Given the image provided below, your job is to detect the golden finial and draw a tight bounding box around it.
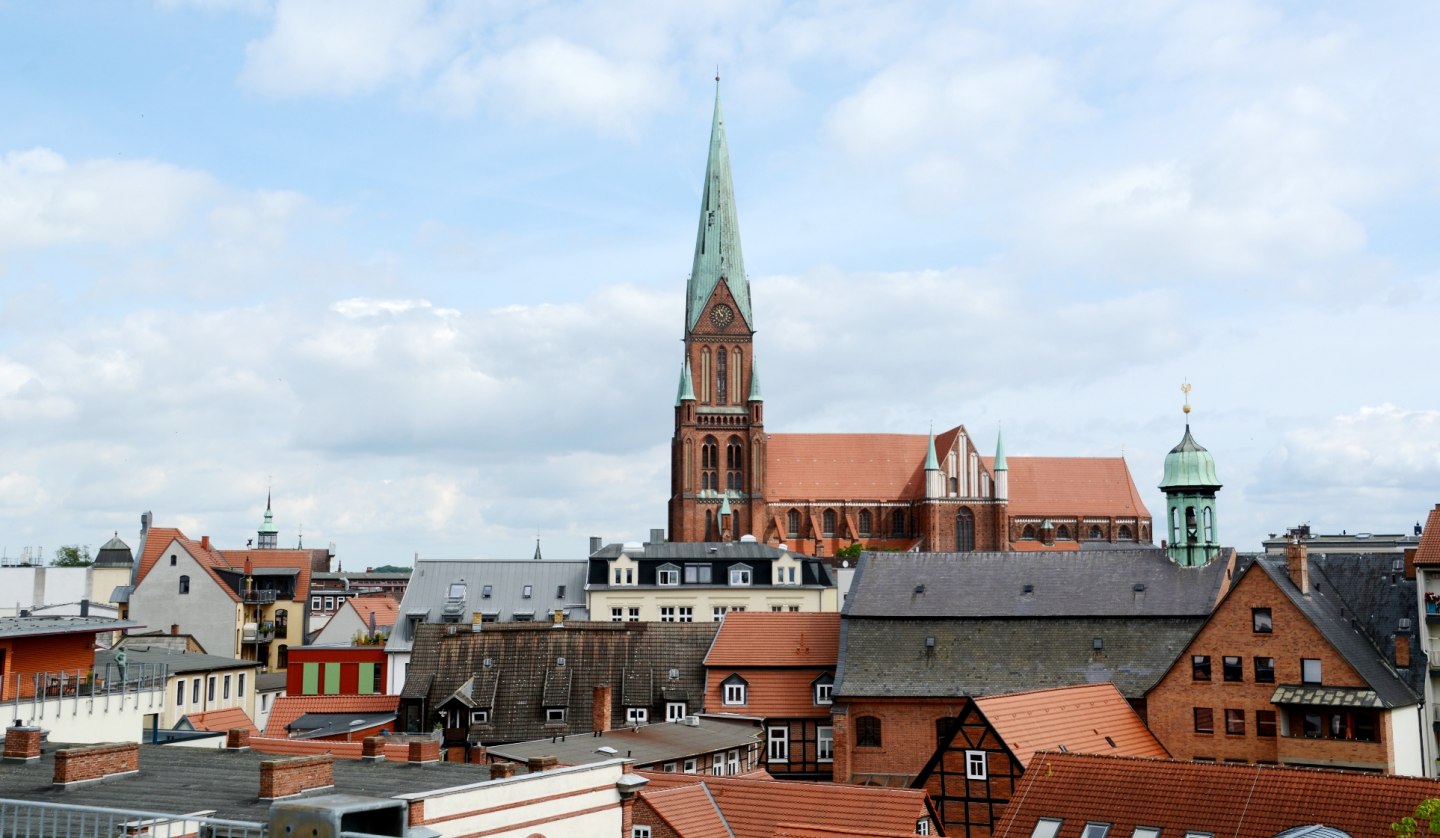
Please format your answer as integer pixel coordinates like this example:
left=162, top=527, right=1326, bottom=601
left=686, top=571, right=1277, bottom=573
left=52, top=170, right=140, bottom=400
left=1181, top=381, right=1192, bottom=415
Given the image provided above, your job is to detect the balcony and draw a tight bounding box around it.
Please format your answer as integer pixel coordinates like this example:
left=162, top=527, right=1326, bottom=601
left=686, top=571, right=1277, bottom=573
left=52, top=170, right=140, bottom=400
left=243, top=589, right=278, bottom=604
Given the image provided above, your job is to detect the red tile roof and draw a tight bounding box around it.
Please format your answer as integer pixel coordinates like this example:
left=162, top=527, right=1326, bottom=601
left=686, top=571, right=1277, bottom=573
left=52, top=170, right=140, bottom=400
left=766, top=433, right=933, bottom=499
left=249, top=736, right=414, bottom=761
left=703, top=670, right=834, bottom=718
left=262, top=694, right=400, bottom=738
left=973, top=683, right=1168, bottom=767
left=993, top=751, right=1440, bottom=838
left=1414, top=504, right=1440, bottom=565
left=987, top=456, right=1150, bottom=518
left=705, top=612, right=840, bottom=667
left=183, top=707, right=258, bottom=736
left=775, top=826, right=925, bottom=838
left=220, top=548, right=317, bottom=601
left=343, top=594, right=400, bottom=629
left=134, top=523, right=321, bottom=601
left=636, top=771, right=933, bottom=838
left=642, top=784, right=731, bottom=838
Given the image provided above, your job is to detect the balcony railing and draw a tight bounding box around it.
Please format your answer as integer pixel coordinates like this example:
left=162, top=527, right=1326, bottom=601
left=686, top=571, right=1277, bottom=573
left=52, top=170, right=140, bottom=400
left=0, top=798, right=266, bottom=838
left=244, top=589, right=279, bottom=604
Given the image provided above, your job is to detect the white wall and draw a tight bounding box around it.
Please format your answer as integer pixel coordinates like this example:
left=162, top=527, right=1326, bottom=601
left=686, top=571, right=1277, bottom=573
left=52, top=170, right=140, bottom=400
left=8, top=684, right=164, bottom=744
left=0, top=566, right=90, bottom=616
left=1390, top=704, right=1426, bottom=777
left=387, top=651, right=410, bottom=695
left=397, top=760, right=626, bottom=838
left=129, top=540, right=239, bottom=658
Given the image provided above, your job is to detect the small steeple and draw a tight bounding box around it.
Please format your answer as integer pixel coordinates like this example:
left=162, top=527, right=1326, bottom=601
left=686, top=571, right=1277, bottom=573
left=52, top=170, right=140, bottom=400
left=257, top=489, right=279, bottom=550
left=924, top=425, right=944, bottom=500
left=993, top=427, right=1008, bottom=471
left=718, top=492, right=732, bottom=518
left=533, top=536, right=543, bottom=561
left=925, top=426, right=940, bottom=471
left=686, top=79, right=752, bottom=332
left=994, top=427, right=1009, bottom=502
left=1160, top=383, right=1222, bottom=567
left=676, top=357, right=696, bottom=405
left=748, top=357, right=762, bottom=401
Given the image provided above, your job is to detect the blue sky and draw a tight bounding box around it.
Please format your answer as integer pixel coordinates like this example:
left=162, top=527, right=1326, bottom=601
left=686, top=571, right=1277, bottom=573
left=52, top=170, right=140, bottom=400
left=2, top=0, right=1437, bottom=566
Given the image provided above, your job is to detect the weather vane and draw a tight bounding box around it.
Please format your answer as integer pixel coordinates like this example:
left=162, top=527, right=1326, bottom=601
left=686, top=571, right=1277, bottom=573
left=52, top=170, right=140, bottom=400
left=1181, top=381, right=1192, bottom=416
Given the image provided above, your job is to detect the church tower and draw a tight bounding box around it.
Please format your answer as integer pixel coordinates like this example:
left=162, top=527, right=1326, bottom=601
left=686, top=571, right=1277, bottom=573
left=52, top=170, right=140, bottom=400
left=257, top=491, right=279, bottom=550
left=1159, top=386, right=1222, bottom=567
left=669, top=81, right=766, bottom=543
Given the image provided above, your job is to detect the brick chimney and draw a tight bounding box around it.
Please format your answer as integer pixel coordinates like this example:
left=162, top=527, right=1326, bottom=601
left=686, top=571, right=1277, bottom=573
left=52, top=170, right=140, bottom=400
left=53, top=743, right=139, bottom=787
left=3, top=726, right=42, bottom=763
left=490, top=761, right=516, bottom=779
left=225, top=729, right=250, bottom=750
left=407, top=739, right=440, bottom=765
left=1285, top=540, right=1309, bottom=595
left=362, top=736, right=386, bottom=761
left=1405, top=546, right=1418, bottom=581
left=1397, top=635, right=1412, bottom=668
left=170, top=624, right=180, bottom=636
left=527, top=755, right=559, bottom=773
left=593, top=684, right=613, bottom=734
left=200, top=535, right=210, bottom=550
left=259, top=754, right=334, bottom=800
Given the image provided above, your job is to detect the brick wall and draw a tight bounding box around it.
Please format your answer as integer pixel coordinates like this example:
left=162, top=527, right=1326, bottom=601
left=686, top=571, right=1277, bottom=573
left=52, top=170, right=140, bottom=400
left=259, top=754, right=334, bottom=799
left=2, top=726, right=42, bottom=761
left=833, top=697, right=971, bottom=783
left=52, top=743, right=139, bottom=786
left=632, top=797, right=683, bottom=838
left=226, top=728, right=250, bottom=749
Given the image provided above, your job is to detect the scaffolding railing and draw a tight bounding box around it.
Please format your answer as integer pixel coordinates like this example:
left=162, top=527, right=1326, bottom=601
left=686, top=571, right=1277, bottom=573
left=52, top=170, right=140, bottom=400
left=0, top=798, right=266, bottom=838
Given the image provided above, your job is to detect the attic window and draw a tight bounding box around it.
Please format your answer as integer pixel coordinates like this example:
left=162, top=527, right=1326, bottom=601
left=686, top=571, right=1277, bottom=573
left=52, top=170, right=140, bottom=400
left=657, top=564, right=681, bottom=586
left=1080, top=824, right=1111, bottom=838
left=522, top=585, right=533, bottom=599
left=481, top=585, right=492, bottom=598
left=1032, top=821, right=1063, bottom=838
left=546, top=708, right=566, bottom=723
left=447, top=582, right=466, bottom=599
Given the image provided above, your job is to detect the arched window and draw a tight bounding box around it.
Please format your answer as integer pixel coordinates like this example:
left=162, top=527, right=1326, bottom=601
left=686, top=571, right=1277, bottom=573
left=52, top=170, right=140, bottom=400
left=726, top=436, right=743, bottom=493
left=981, top=473, right=990, bottom=497
left=786, top=509, right=801, bottom=538
left=856, top=716, right=882, bottom=748
left=1089, top=525, right=1103, bottom=540
left=822, top=509, right=837, bottom=537
left=700, top=348, right=711, bottom=404
left=1119, top=525, right=1133, bottom=541
left=858, top=510, right=872, bottom=538
left=179, top=575, right=190, bottom=595
left=956, top=508, right=975, bottom=552
left=1203, top=507, right=1213, bottom=542
left=716, top=345, right=728, bottom=405
left=1170, top=508, right=1180, bottom=545
left=701, top=436, right=719, bottom=493
left=1022, top=525, right=1037, bottom=540
left=949, top=476, right=958, bottom=496
left=277, top=644, right=289, bottom=670
left=274, top=608, right=288, bottom=639
left=891, top=509, right=906, bottom=538
left=1056, top=524, right=1072, bottom=541
left=706, top=510, right=715, bottom=541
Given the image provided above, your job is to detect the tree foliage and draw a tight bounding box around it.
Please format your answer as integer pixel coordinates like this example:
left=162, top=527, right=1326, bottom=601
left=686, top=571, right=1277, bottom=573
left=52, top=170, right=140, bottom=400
left=52, top=544, right=92, bottom=567
left=1393, top=799, right=1440, bottom=838
left=369, top=565, right=411, bottom=574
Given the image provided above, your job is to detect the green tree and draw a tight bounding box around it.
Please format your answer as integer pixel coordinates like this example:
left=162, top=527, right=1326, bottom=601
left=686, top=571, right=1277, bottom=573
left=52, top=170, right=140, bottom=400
left=1393, top=799, right=1440, bottom=838
left=370, top=565, right=411, bottom=574
left=834, top=543, right=865, bottom=559
left=52, top=544, right=92, bottom=567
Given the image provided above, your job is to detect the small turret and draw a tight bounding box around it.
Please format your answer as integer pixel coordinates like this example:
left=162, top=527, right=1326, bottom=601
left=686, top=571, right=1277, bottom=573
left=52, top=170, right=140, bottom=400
left=676, top=357, right=696, bottom=405
left=924, top=427, right=944, bottom=499
left=993, top=428, right=1009, bottom=502
left=1160, top=384, right=1222, bottom=567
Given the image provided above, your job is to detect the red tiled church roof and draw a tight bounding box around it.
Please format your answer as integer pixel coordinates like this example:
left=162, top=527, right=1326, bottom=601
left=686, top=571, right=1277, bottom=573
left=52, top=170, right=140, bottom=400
left=987, top=456, right=1150, bottom=518
left=705, top=612, right=839, bottom=667
left=765, top=433, right=932, bottom=498
left=1414, top=504, right=1440, bottom=565
left=973, top=683, right=1168, bottom=768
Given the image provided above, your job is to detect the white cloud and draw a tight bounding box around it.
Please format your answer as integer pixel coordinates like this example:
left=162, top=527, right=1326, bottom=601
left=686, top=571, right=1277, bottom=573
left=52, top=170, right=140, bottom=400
left=1263, top=405, right=1440, bottom=493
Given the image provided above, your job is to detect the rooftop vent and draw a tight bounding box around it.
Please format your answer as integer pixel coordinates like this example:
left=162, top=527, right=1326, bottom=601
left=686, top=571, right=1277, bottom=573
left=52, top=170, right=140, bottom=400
left=1092, top=638, right=1104, bottom=651
left=681, top=716, right=700, bottom=727
left=668, top=668, right=680, bottom=680
left=556, top=657, right=566, bottom=667
left=914, top=584, right=926, bottom=594
left=596, top=746, right=618, bottom=755
left=623, top=541, right=644, bottom=553
left=1133, top=583, right=1147, bottom=592
left=483, top=657, right=493, bottom=669
left=740, top=534, right=757, bottom=543
left=925, top=636, right=936, bottom=648
left=1022, top=584, right=1034, bottom=594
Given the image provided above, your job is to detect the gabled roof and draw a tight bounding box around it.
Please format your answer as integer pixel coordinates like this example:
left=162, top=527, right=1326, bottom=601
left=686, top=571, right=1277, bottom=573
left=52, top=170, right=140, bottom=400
left=1415, top=504, right=1440, bottom=565
left=844, top=549, right=1229, bottom=619
left=643, top=783, right=733, bottom=838
left=180, top=707, right=258, bottom=736
left=992, top=751, right=1440, bottom=838
left=972, top=683, right=1169, bottom=767
left=262, top=694, right=399, bottom=738
left=343, top=595, right=400, bottom=630
left=135, top=525, right=323, bottom=601
left=636, top=771, right=934, bottom=838
left=984, top=456, right=1150, bottom=518
left=705, top=612, right=840, bottom=667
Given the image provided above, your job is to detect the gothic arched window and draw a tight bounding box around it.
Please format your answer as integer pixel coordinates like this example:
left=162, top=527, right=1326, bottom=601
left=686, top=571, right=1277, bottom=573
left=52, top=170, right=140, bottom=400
left=891, top=509, right=906, bottom=538
left=716, top=345, right=728, bottom=405
left=1202, top=507, right=1213, bottom=543
left=786, top=509, right=801, bottom=538
left=858, top=510, right=872, bottom=538
left=956, top=508, right=975, bottom=552
left=1056, top=524, right=1072, bottom=541
left=732, top=347, right=743, bottom=402
left=1022, top=525, right=1037, bottom=540
left=726, top=436, right=743, bottom=492
left=1119, top=525, right=1133, bottom=541
left=1170, top=507, right=1181, bottom=545
left=1089, top=525, right=1103, bottom=540
left=701, top=436, right=719, bottom=493
left=700, top=348, right=711, bottom=404
left=822, top=509, right=837, bottom=537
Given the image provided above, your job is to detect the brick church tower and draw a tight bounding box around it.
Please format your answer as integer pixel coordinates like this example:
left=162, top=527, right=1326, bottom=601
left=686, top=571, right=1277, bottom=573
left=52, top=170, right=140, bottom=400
left=668, top=81, right=767, bottom=543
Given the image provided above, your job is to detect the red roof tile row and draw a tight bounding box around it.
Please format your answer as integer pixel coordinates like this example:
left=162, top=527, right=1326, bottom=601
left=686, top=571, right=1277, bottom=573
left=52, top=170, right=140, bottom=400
left=262, top=694, right=400, bottom=738
left=1414, top=504, right=1440, bottom=565
left=182, top=707, right=258, bottom=736
left=135, top=524, right=320, bottom=601
left=705, top=612, right=840, bottom=667
left=973, top=683, right=1169, bottom=767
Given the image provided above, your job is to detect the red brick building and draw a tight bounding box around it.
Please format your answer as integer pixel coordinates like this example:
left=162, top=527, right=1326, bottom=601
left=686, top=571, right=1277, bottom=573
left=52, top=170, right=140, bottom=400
left=667, top=88, right=1152, bottom=556
left=1144, top=542, right=1423, bottom=773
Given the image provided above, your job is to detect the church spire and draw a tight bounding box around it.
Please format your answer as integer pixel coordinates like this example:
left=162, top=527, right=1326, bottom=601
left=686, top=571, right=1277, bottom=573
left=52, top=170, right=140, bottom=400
left=676, top=357, right=696, bottom=405
left=257, top=489, right=279, bottom=550
left=686, top=79, right=752, bottom=331
left=748, top=357, right=762, bottom=401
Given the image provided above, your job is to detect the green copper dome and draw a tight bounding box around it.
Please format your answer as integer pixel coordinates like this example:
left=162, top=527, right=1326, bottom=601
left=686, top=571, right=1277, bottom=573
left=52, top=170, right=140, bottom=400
left=1159, top=425, right=1222, bottom=491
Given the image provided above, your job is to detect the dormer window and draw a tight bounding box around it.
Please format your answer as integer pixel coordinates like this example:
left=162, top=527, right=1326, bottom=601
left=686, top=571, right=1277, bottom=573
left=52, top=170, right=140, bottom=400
left=447, top=582, right=466, bottom=599
left=721, top=673, right=748, bottom=705
left=481, top=584, right=492, bottom=598
left=729, top=564, right=752, bottom=586
left=813, top=673, right=834, bottom=705
left=657, top=564, right=680, bottom=586
left=522, top=585, right=533, bottom=599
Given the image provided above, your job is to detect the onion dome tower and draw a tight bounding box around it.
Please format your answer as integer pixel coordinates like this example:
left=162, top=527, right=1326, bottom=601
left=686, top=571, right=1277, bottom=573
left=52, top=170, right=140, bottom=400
left=1159, top=383, right=1222, bottom=567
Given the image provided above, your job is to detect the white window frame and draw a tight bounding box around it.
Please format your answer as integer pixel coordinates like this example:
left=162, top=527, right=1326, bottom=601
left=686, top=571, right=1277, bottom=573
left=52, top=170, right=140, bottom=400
left=684, top=758, right=697, bottom=774
left=713, top=605, right=728, bottom=621
left=817, top=726, right=834, bottom=762
left=666, top=702, right=687, bottom=721
left=678, top=606, right=694, bottom=622
left=627, top=606, right=640, bottom=621
left=626, top=707, right=648, bottom=724
left=611, top=607, right=624, bottom=622
left=546, top=708, right=566, bottom=723
left=663, top=762, right=676, bottom=772
left=727, top=749, right=739, bottom=774
left=632, top=827, right=652, bottom=838
left=711, top=753, right=724, bottom=775
left=1032, top=820, right=1064, bottom=838
left=470, top=709, right=489, bottom=724
left=767, top=726, right=789, bottom=762
left=324, top=596, right=335, bottom=611
left=965, top=749, right=987, bottom=780
left=660, top=606, right=676, bottom=623
left=1132, top=828, right=1162, bottom=838
left=723, top=681, right=746, bottom=706
left=311, top=596, right=322, bottom=610
left=814, top=680, right=833, bottom=705
left=657, top=565, right=680, bottom=586
left=918, top=820, right=932, bottom=836
left=729, top=565, right=752, bottom=586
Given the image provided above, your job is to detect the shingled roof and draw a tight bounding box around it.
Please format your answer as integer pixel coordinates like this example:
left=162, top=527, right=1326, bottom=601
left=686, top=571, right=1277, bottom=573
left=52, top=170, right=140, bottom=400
left=704, top=612, right=840, bottom=667
left=1415, top=503, right=1440, bottom=565
left=993, top=751, right=1440, bottom=838
left=844, top=549, right=1230, bottom=619
left=972, top=683, right=1169, bottom=767
left=1309, top=550, right=1424, bottom=698
left=402, top=621, right=718, bottom=743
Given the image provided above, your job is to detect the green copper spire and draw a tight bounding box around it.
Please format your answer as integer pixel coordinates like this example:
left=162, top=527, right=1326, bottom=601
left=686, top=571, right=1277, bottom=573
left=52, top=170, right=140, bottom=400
left=675, top=357, right=696, bottom=405
left=719, top=492, right=732, bottom=517
left=994, top=428, right=1008, bottom=470
left=747, top=357, right=762, bottom=401
left=257, top=490, right=278, bottom=549
left=686, top=81, right=752, bottom=332
left=924, top=427, right=940, bottom=470
left=1159, top=424, right=1222, bottom=490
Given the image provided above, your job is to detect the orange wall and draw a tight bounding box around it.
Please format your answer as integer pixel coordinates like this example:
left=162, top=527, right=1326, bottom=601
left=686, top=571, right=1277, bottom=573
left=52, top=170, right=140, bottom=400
left=0, top=633, right=100, bottom=700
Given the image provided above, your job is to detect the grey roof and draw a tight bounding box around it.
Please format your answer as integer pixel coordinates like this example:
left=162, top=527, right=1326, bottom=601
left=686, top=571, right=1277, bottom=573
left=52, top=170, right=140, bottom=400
left=313, top=571, right=413, bottom=580
left=402, top=621, right=717, bottom=744
left=1270, top=685, right=1385, bottom=708
left=0, top=741, right=506, bottom=822
left=843, top=549, right=1228, bottom=618
left=385, top=559, right=589, bottom=654
left=1307, top=552, right=1424, bottom=697
left=487, top=716, right=761, bottom=768
left=289, top=712, right=397, bottom=739
left=591, top=542, right=789, bottom=561
left=256, top=672, right=287, bottom=692
left=0, top=615, right=142, bottom=639
left=95, top=646, right=259, bottom=675
left=93, top=535, right=134, bottom=567
left=109, top=584, right=132, bottom=603
left=1251, top=556, right=1418, bottom=708
left=835, top=616, right=1205, bottom=699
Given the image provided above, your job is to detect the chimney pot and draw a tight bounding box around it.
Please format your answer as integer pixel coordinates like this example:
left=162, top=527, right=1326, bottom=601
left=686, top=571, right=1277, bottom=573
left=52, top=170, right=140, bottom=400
left=593, top=685, right=613, bottom=734
left=200, top=535, right=210, bottom=550
left=1285, top=541, right=1310, bottom=594
left=589, top=536, right=602, bottom=554
left=170, top=624, right=179, bottom=636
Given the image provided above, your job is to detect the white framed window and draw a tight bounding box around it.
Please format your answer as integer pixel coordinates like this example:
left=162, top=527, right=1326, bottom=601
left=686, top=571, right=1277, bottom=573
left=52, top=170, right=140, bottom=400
left=666, top=702, right=687, bottom=721
left=546, top=708, right=566, bottom=723
left=767, top=726, right=789, bottom=762
left=611, top=607, right=624, bottom=622
left=1080, top=824, right=1112, bottom=838
left=1302, top=658, right=1323, bottom=684
left=627, top=607, right=641, bottom=621
left=771, top=605, right=783, bottom=612
left=310, top=596, right=322, bottom=610
left=817, top=726, right=834, bottom=762
left=727, top=749, right=739, bottom=774
left=632, top=827, right=652, bottom=838
left=788, top=605, right=800, bottom=612
left=729, top=565, right=752, bottom=586
left=918, top=820, right=932, bottom=836
left=712, top=753, right=724, bottom=775
left=713, top=605, right=728, bottom=621
left=684, top=758, right=697, bottom=774
left=324, top=596, right=335, bottom=611
left=223, top=674, right=231, bottom=700
left=522, top=585, right=533, bottom=599
left=722, top=676, right=747, bottom=705
left=814, top=676, right=834, bottom=705
left=470, top=709, right=489, bottom=724
left=965, top=750, right=987, bottom=780
left=663, top=762, right=676, bottom=772
left=626, top=707, right=648, bottom=724
left=1032, top=820, right=1064, bottom=838
left=657, top=565, right=680, bottom=586
left=678, top=606, right=693, bottom=622
left=660, top=607, right=676, bottom=622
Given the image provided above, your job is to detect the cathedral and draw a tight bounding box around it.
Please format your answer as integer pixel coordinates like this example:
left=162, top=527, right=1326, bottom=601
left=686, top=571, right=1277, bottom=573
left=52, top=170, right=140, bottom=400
left=667, top=86, right=1154, bottom=556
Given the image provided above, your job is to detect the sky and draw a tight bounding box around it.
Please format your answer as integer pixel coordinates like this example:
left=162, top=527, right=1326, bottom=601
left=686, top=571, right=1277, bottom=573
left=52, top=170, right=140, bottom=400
left=1, top=0, right=1438, bottom=568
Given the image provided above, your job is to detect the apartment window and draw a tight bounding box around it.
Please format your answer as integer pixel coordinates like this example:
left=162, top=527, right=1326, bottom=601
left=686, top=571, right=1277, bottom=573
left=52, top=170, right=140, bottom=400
left=965, top=750, right=987, bottom=780
left=207, top=676, right=216, bottom=702
left=324, top=596, right=335, bottom=611
left=1225, top=709, right=1245, bottom=736
left=684, top=758, right=697, bottom=774
left=546, top=708, right=566, bottom=723
left=223, top=675, right=231, bottom=700
left=817, top=726, right=834, bottom=762
left=1191, top=655, right=1211, bottom=681
left=712, top=753, right=724, bottom=775
left=471, top=709, right=489, bottom=724
left=611, top=607, right=624, bottom=622
left=1080, top=824, right=1112, bottom=838
left=1223, top=656, right=1243, bottom=682
left=788, top=605, right=800, bottom=612
left=768, top=726, right=789, bottom=762
left=192, top=678, right=201, bottom=704
left=1252, top=608, right=1273, bottom=633
left=678, top=606, right=693, bottom=622
left=857, top=715, right=882, bottom=747
left=657, top=565, right=680, bottom=586
left=771, top=605, right=783, bottom=612
left=176, top=681, right=185, bottom=706
left=814, top=674, right=834, bottom=705
left=633, top=827, right=652, bottom=838
left=684, top=564, right=712, bottom=584
left=663, top=762, right=676, bottom=773
left=730, top=565, right=752, bottom=586
left=722, top=674, right=747, bottom=705
left=660, top=607, right=676, bottom=622
left=727, top=749, right=739, bottom=775
left=1193, top=707, right=1214, bottom=734
left=666, top=702, right=687, bottom=721
left=238, top=673, right=245, bottom=697
left=1256, top=710, right=1277, bottom=738
left=626, top=707, right=648, bottom=724
left=1032, top=820, right=1064, bottom=838
left=179, top=575, right=190, bottom=595
left=1303, top=713, right=1323, bottom=737
left=311, top=596, right=322, bottom=610
left=1302, top=658, right=1323, bottom=684
left=627, top=607, right=640, bottom=621
left=1254, top=656, right=1275, bottom=683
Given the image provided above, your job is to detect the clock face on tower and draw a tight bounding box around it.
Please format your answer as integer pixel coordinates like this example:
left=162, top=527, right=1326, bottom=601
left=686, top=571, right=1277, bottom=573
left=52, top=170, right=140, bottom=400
left=709, top=303, right=735, bottom=329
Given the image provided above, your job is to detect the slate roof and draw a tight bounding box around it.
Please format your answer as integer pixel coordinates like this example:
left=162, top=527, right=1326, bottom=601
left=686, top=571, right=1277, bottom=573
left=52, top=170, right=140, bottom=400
left=0, top=615, right=142, bottom=639
left=844, top=549, right=1229, bottom=618
left=704, top=612, right=840, bottom=668
left=0, top=741, right=496, bottom=823
left=587, top=542, right=834, bottom=587
left=1249, top=555, right=1418, bottom=708
left=972, top=683, right=1169, bottom=767
left=94, top=646, right=259, bottom=675
left=402, top=621, right=718, bottom=743
left=385, top=559, right=589, bottom=654
left=1415, top=504, right=1440, bottom=565
left=836, top=617, right=1204, bottom=699
left=93, top=535, right=134, bottom=568
left=486, top=716, right=761, bottom=768
left=1308, top=550, right=1424, bottom=697
left=991, top=751, right=1440, bottom=838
